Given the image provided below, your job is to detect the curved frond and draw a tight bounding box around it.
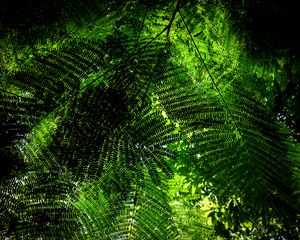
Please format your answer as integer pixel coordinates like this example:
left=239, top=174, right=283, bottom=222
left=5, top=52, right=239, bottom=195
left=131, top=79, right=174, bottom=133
left=0, top=171, right=78, bottom=239
left=73, top=176, right=178, bottom=239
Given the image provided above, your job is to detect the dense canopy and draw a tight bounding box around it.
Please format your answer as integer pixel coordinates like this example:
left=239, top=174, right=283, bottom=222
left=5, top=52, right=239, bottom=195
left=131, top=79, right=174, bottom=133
left=0, top=0, right=299, bottom=239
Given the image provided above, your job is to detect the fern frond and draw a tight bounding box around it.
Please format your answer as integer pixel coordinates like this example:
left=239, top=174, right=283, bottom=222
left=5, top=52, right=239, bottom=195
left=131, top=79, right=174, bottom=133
left=154, top=2, right=299, bottom=225
left=187, top=84, right=297, bottom=222
left=0, top=1, right=298, bottom=238
left=0, top=171, right=78, bottom=239
left=73, top=176, right=178, bottom=239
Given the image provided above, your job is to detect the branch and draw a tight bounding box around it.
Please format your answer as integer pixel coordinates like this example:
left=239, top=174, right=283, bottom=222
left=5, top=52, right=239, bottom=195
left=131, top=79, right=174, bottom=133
left=0, top=88, right=30, bottom=100
left=165, top=0, right=185, bottom=38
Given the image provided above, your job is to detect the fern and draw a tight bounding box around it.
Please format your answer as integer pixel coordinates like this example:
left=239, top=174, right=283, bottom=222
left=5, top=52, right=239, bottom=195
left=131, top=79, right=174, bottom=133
left=0, top=0, right=299, bottom=239
left=0, top=170, right=78, bottom=239
left=73, top=175, right=177, bottom=239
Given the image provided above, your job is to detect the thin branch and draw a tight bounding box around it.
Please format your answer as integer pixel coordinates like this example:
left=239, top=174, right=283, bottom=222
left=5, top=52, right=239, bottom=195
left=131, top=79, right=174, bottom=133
left=135, top=6, right=148, bottom=52
left=166, top=0, right=182, bottom=38
left=0, top=88, right=30, bottom=100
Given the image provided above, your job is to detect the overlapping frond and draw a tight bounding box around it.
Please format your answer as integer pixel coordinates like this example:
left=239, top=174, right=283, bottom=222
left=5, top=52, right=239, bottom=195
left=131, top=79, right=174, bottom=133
left=0, top=171, right=78, bottom=239
left=1, top=18, right=181, bottom=238
left=192, top=85, right=296, bottom=217
left=73, top=175, right=177, bottom=240
left=157, top=2, right=300, bottom=226
left=0, top=0, right=299, bottom=239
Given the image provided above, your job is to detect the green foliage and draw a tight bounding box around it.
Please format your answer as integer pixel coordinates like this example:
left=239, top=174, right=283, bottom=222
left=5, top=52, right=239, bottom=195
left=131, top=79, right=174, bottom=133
left=0, top=0, right=299, bottom=239
left=164, top=174, right=219, bottom=239
left=73, top=175, right=177, bottom=239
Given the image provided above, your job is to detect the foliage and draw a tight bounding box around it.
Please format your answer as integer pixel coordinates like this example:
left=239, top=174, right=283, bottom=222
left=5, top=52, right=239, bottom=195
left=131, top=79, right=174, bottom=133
left=0, top=0, right=299, bottom=239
